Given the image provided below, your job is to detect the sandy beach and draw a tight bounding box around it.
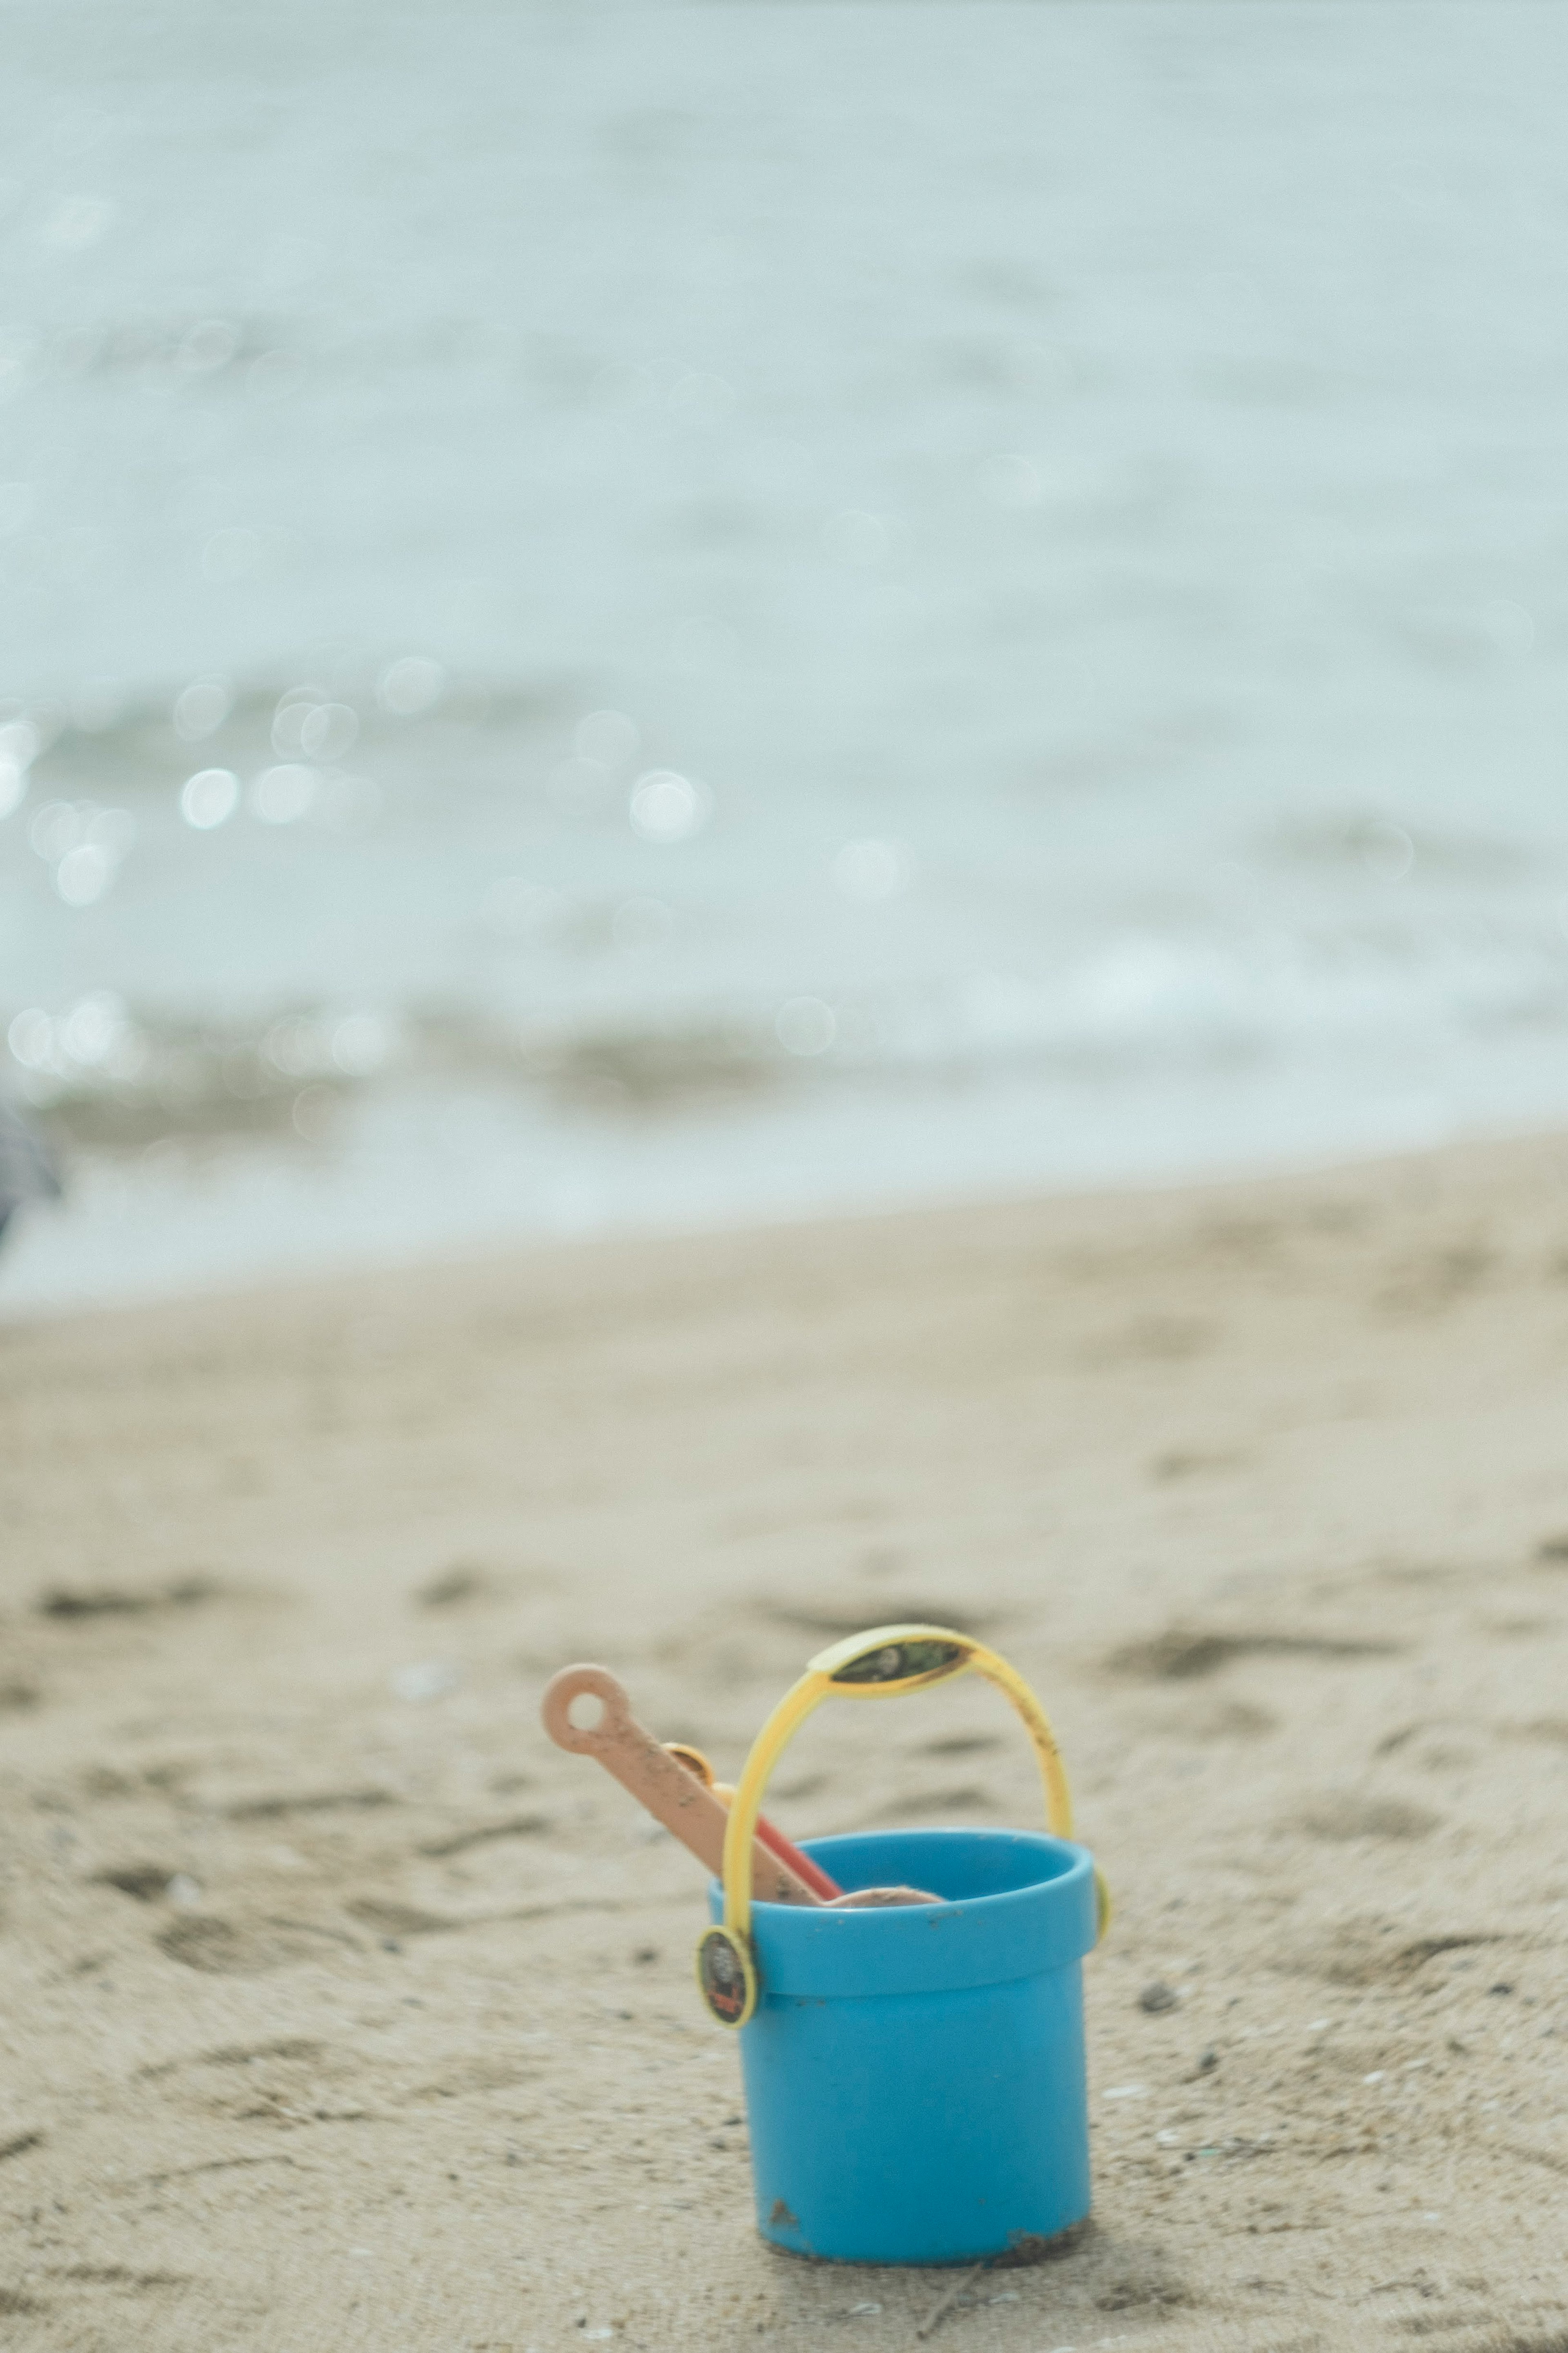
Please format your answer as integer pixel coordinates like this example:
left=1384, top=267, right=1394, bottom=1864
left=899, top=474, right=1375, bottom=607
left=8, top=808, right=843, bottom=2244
left=3, top=1134, right=1568, bottom=2353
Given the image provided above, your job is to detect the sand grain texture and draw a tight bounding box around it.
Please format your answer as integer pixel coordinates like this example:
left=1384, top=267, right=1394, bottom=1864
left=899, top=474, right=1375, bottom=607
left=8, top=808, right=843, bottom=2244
left=3, top=1136, right=1568, bottom=2351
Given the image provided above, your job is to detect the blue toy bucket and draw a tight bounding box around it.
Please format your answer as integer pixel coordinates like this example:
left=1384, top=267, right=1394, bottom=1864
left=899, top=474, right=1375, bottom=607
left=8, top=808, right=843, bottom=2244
left=709, top=1824, right=1097, bottom=2265
left=693, top=1625, right=1107, bottom=2268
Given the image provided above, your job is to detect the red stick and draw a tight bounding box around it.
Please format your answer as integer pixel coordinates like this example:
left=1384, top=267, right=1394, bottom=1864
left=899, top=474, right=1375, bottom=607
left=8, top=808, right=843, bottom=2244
left=751, top=1809, right=843, bottom=1903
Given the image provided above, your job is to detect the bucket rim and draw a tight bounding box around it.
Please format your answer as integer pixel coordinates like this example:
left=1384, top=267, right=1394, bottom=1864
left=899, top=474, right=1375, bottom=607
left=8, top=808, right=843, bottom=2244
left=746, top=1824, right=1089, bottom=1909
left=708, top=1826, right=1100, bottom=1998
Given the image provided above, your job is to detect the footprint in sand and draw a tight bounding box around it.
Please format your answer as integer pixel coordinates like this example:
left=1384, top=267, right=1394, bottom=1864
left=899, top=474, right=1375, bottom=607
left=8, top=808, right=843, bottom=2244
left=1152, top=1697, right=1277, bottom=1741
left=136, top=2036, right=325, bottom=2081
left=91, top=1865, right=195, bottom=1904
left=1284, top=1921, right=1504, bottom=1988
left=223, top=1786, right=399, bottom=1822
left=34, top=1576, right=219, bottom=1620
left=878, top=1783, right=996, bottom=1819
left=1294, top=1795, right=1442, bottom=1842
left=1079, top=1314, right=1219, bottom=1368
left=1107, top=1628, right=1399, bottom=1682
left=158, top=1916, right=361, bottom=1974
left=417, top=1813, right=553, bottom=1857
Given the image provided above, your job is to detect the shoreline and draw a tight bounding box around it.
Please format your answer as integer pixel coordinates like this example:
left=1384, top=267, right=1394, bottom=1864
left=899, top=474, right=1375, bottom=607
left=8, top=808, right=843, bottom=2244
left=9, top=1105, right=1568, bottom=1329
left=3, top=1128, right=1567, bottom=2350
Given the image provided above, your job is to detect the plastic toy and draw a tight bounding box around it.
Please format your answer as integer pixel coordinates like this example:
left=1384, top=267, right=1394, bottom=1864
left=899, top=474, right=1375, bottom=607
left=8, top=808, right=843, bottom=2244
left=541, top=1664, right=935, bottom=1907
left=698, top=1623, right=1107, bottom=2264
left=543, top=1626, right=1107, bottom=2266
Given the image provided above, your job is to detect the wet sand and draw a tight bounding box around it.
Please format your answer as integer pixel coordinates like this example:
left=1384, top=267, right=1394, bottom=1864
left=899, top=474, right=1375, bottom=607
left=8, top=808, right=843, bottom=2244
left=3, top=1134, right=1568, bottom=2352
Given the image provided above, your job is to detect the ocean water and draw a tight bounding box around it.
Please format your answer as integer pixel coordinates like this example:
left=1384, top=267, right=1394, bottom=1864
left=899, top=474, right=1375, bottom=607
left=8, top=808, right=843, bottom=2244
left=4, top=0, right=1568, bottom=1310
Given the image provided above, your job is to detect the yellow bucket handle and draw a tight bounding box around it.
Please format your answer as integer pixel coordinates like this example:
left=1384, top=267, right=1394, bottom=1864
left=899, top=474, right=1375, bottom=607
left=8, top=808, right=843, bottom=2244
left=699, top=1624, right=1109, bottom=2027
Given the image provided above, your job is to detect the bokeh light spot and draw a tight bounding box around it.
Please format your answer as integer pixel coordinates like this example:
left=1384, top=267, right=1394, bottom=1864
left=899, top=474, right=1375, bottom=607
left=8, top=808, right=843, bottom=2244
left=174, top=679, right=232, bottom=740
left=29, top=801, right=133, bottom=903
left=180, top=768, right=240, bottom=830
left=292, top=1084, right=336, bottom=1140
left=265, top=1017, right=329, bottom=1077
left=56, top=843, right=115, bottom=905
left=1362, top=822, right=1416, bottom=883
left=61, top=991, right=126, bottom=1064
left=176, top=320, right=241, bottom=375
left=776, top=997, right=837, bottom=1056
left=251, top=765, right=318, bottom=824
left=574, top=709, right=639, bottom=767
left=378, top=655, right=445, bottom=716
left=298, top=702, right=358, bottom=760
left=7, top=1009, right=54, bottom=1069
left=30, top=801, right=81, bottom=863
left=630, top=770, right=710, bottom=843
left=0, top=712, right=39, bottom=820
left=330, top=1014, right=395, bottom=1077
left=0, top=717, right=41, bottom=771
left=270, top=689, right=327, bottom=757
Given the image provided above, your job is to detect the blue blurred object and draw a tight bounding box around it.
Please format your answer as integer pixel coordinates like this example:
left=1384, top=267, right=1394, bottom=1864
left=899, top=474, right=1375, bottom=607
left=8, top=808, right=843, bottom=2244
left=710, top=1827, right=1097, bottom=2267
left=0, top=1101, right=62, bottom=1250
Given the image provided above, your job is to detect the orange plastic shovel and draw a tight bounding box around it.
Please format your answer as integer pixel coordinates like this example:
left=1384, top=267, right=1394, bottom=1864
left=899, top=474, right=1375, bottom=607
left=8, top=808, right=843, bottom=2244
left=541, top=1665, right=824, bottom=1905
left=541, top=1665, right=936, bottom=1908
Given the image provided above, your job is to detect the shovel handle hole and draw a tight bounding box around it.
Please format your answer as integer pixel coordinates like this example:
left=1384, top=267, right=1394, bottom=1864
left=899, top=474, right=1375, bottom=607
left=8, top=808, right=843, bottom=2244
left=567, top=1690, right=607, bottom=1731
